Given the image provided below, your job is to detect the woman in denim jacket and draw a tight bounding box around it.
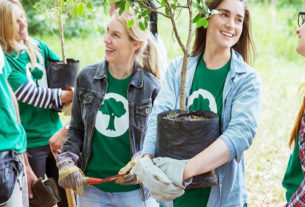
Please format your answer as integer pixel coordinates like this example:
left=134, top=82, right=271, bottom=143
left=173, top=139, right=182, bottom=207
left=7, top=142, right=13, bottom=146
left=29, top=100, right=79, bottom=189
left=56, top=9, right=160, bottom=207
left=134, top=0, right=262, bottom=207
left=282, top=11, right=305, bottom=207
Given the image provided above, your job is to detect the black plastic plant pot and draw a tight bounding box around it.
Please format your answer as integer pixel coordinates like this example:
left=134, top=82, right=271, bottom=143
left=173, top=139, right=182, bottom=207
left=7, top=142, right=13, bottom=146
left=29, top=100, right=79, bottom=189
left=156, top=110, right=219, bottom=189
left=47, top=58, right=79, bottom=89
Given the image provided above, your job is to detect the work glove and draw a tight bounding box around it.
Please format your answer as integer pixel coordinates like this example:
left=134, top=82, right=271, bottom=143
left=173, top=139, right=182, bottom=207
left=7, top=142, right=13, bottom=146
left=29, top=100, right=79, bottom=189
left=153, top=157, right=192, bottom=188
left=56, top=152, right=86, bottom=195
left=115, top=154, right=141, bottom=185
left=134, top=157, right=185, bottom=201
left=29, top=177, right=60, bottom=207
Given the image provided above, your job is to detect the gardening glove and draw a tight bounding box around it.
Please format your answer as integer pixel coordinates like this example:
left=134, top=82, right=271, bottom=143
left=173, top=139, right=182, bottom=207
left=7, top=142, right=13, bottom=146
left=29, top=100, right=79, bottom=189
left=115, top=154, right=141, bottom=185
left=56, top=152, right=86, bottom=195
left=153, top=157, right=192, bottom=188
left=134, top=157, right=185, bottom=201
left=29, top=177, right=60, bottom=207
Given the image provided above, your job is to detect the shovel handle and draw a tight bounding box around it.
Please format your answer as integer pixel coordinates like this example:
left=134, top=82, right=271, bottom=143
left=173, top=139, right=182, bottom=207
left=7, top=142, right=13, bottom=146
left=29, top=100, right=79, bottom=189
left=85, top=174, right=127, bottom=185
left=52, top=152, right=76, bottom=207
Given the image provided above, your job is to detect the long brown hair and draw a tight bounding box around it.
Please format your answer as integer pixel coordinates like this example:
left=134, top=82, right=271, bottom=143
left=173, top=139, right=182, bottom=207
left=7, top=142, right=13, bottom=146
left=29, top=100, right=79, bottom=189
left=192, top=0, right=255, bottom=64
left=289, top=84, right=305, bottom=147
left=0, top=0, right=43, bottom=69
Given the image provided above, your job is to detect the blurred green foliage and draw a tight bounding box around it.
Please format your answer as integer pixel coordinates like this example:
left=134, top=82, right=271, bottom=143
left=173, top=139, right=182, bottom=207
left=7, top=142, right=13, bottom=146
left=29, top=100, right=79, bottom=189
left=251, top=0, right=303, bottom=6
left=21, top=0, right=108, bottom=38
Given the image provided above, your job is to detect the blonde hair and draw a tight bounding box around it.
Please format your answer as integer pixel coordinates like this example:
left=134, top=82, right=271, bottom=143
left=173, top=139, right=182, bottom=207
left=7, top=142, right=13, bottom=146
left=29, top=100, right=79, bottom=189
left=289, top=84, right=305, bottom=147
left=0, top=0, right=42, bottom=69
left=114, top=9, right=160, bottom=79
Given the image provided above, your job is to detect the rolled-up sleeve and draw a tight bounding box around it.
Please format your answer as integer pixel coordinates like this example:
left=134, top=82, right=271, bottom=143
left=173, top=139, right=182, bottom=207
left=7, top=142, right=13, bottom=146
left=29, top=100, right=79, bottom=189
left=220, top=70, right=262, bottom=162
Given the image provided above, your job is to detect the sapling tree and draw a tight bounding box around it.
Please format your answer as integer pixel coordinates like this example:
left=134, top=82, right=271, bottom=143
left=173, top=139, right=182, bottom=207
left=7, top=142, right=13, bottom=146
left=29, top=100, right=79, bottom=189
left=115, top=0, right=215, bottom=110
left=33, top=0, right=96, bottom=64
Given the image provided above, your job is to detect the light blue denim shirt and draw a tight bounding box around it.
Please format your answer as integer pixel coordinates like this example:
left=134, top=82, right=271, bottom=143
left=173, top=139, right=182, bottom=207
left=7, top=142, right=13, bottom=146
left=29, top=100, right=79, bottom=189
left=142, top=50, right=262, bottom=207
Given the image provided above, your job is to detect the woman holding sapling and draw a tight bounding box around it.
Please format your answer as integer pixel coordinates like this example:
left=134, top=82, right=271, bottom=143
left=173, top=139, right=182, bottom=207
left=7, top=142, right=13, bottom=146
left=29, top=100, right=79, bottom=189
left=134, top=0, right=262, bottom=207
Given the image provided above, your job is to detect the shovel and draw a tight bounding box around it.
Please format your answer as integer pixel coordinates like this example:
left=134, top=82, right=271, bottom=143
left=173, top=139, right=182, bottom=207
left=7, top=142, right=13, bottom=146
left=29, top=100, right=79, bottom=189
left=83, top=174, right=126, bottom=185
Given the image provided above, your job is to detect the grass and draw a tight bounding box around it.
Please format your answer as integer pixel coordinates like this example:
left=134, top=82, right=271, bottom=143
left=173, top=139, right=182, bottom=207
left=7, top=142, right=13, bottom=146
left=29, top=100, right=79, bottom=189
left=36, top=3, right=304, bottom=206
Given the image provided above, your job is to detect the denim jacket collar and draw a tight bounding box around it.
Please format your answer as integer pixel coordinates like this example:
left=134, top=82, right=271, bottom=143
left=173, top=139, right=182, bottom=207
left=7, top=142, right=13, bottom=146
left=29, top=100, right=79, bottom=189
left=93, top=60, right=144, bottom=88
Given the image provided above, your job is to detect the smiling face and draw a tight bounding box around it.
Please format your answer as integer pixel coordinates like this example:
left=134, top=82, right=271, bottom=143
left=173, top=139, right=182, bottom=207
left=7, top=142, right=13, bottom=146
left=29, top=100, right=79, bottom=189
left=103, top=17, right=139, bottom=66
left=296, top=21, right=305, bottom=57
left=206, top=0, right=244, bottom=51
left=14, top=5, right=28, bottom=43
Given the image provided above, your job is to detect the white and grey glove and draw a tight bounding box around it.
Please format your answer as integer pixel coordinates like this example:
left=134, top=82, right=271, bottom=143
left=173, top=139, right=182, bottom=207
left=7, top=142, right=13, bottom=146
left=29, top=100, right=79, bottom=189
left=134, top=157, right=185, bottom=201
left=153, top=157, right=192, bottom=188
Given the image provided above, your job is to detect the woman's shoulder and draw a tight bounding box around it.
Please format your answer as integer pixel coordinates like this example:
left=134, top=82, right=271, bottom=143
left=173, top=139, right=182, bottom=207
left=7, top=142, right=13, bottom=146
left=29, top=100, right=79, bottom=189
left=142, top=69, right=160, bottom=88
left=231, top=51, right=259, bottom=74
left=78, top=62, right=104, bottom=78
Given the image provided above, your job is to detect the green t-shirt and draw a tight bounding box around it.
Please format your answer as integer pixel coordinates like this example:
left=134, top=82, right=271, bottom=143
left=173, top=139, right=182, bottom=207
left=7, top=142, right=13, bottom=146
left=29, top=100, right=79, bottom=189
left=283, top=133, right=303, bottom=202
left=0, top=47, right=26, bottom=153
left=6, top=38, right=62, bottom=148
left=85, top=67, right=139, bottom=192
left=174, top=57, right=230, bottom=207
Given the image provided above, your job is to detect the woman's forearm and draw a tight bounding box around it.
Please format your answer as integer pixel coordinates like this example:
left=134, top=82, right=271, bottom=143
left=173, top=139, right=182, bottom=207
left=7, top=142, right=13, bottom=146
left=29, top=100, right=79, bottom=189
left=183, top=138, right=230, bottom=180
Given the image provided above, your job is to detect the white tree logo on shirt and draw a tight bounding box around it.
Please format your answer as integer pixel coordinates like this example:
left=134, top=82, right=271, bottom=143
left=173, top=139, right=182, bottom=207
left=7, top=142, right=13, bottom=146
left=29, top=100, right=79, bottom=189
left=95, top=93, right=129, bottom=137
left=187, top=89, right=217, bottom=113
left=0, top=48, right=4, bottom=74
left=25, top=63, right=48, bottom=88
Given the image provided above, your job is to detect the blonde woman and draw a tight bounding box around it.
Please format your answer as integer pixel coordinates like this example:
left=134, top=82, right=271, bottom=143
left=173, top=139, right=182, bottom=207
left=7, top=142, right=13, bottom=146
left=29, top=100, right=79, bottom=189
left=56, top=9, right=160, bottom=207
left=0, top=0, right=73, bottom=206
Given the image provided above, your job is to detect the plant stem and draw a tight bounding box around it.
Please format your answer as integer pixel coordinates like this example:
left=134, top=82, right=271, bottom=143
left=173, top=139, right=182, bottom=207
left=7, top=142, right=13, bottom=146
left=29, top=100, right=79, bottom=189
left=58, top=0, right=66, bottom=64
left=178, top=0, right=193, bottom=110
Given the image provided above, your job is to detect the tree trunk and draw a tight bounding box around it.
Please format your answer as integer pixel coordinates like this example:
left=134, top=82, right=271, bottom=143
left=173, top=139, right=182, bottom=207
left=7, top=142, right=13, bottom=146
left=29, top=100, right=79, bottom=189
left=179, top=54, right=189, bottom=111
left=58, top=0, right=66, bottom=64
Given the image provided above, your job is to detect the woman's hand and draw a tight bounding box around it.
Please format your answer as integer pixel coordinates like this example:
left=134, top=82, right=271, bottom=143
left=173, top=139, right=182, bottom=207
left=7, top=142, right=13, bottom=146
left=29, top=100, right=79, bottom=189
left=23, top=153, right=38, bottom=199
left=61, top=87, right=74, bottom=105
left=49, top=124, right=68, bottom=153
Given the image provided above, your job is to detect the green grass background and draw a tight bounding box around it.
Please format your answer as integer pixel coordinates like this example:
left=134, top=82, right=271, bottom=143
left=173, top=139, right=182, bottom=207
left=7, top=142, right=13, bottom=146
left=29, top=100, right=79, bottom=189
left=37, top=3, right=304, bottom=206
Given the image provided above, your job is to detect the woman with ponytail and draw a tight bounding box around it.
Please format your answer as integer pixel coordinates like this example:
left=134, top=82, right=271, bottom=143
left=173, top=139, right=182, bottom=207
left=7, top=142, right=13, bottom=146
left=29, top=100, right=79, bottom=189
left=55, top=8, right=160, bottom=207
left=282, top=11, right=305, bottom=207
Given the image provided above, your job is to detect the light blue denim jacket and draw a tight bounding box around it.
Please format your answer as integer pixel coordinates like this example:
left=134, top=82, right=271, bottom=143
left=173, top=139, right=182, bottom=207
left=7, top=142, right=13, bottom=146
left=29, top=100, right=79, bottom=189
left=142, top=50, right=262, bottom=207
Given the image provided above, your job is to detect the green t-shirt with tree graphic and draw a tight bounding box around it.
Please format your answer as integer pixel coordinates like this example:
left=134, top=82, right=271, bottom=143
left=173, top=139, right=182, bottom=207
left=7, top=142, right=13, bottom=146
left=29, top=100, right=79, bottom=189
left=85, top=67, right=139, bottom=192
left=174, top=57, right=230, bottom=207
left=6, top=38, right=62, bottom=149
left=0, top=47, right=26, bottom=153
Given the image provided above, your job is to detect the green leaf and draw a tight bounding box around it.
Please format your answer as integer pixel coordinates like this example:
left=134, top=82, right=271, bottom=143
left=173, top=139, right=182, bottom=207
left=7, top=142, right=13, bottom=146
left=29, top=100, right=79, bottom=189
left=127, top=19, right=134, bottom=28
left=77, top=3, right=84, bottom=16
left=193, top=13, right=201, bottom=23
left=119, top=7, right=124, bottom=15
left=161, top=0, right=166, bottom=7
left=110, top=0, right=120, bottom=3
left=144, top=20, right=148, bottom=29
left=171, top=4, right=177, bottom=10
left=165, top=7, right=169, bottom=15
left=86, top=2, right=92, bottom=9
left=72, top=6, right=78, bottom=18
left=139, top=22, right=145, bottom=30
left=124, top=1, right=130, bottom=12
left=141, top=10, right=150, bottom=17
left=144, top=16, right=150, bottom=21
left=33, top=3, right=38, bottom=9
left=196, top=17, right=208, bottom=28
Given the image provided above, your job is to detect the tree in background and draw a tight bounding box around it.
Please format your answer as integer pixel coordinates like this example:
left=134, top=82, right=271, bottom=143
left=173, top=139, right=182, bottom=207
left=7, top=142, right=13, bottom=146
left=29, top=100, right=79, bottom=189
left=33, top=0, right=100, bottom=63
